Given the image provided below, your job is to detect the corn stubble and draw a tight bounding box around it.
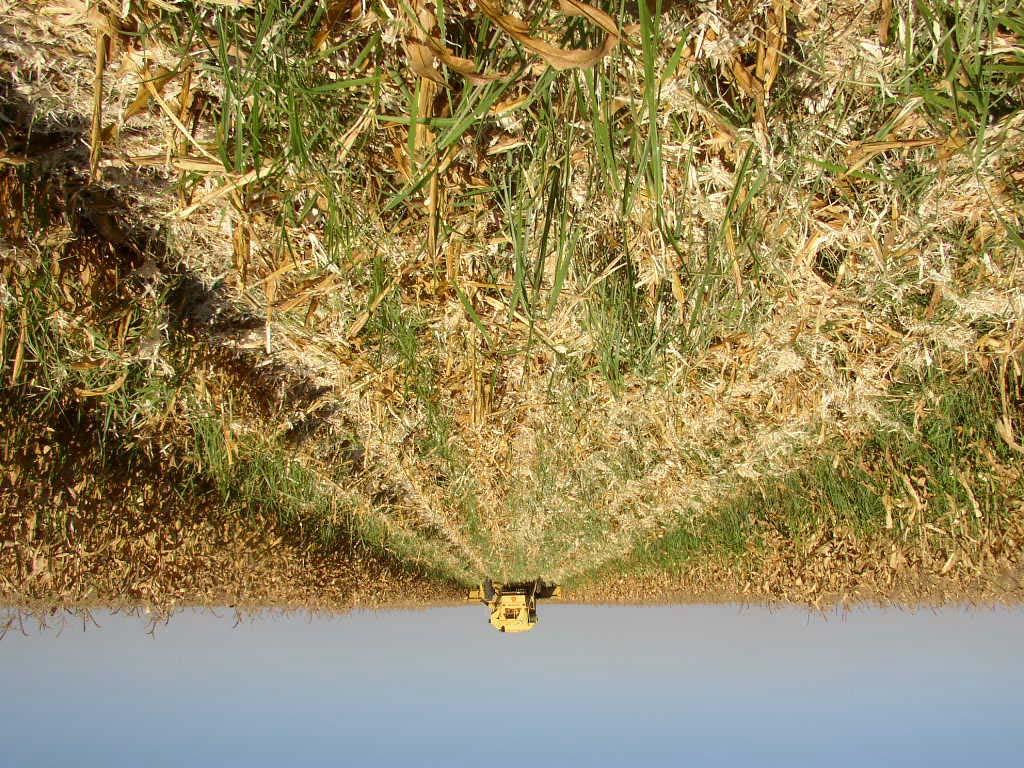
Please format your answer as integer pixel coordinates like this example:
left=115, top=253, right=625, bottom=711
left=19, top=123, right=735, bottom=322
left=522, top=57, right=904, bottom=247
left=1, top=0, right=1023, bottom=609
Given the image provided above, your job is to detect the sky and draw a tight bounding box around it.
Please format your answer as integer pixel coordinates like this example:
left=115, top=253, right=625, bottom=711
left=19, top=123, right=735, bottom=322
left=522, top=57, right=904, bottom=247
left=1, top=603, right=1022, bottom=767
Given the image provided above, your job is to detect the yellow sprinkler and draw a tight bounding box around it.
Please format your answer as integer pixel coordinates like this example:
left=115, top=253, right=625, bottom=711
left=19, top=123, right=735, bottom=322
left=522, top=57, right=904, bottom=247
left=468, top=579, right=563, bottom=634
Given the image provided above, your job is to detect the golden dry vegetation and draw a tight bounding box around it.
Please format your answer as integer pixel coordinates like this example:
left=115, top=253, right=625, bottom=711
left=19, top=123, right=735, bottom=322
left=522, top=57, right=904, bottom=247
left=1, top=0, right=1023, bottom=609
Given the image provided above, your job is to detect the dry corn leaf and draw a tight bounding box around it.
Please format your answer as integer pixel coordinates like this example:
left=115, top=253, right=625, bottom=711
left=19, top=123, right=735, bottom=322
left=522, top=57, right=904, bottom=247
left=477, top=0, right=620, bottom=71
left=487, top=136, right=529, bottom=155
left=940, top=550, right=958, bottom=575
left=427, top=38, right=505, bottom=85
left=879, top=0, right=893, bottom=44
left=489, top=95, right=531, bottom=115
left=759, top=0, right=787, bottom=97
left=558, top=0, right=619, bottom=38
left=232, top=219, right=250, bottom=276
left=74, top=372, right=128, bottom=398
left=175, top=163, right=274, bottom=219
left=844, top=137, right=943, bottom=175
left=124, top=67, right=180, bottom=122
left=730, top=57, right=763, bottom=101
left=996, top=417, right=1024, bottom=454
left=0, top=150, right=28, bottom=167
left=408, top=41, right=444, bottom=84
left=90, top=31, right=106, bottom=182
left=0, top=300, right=6, bottom=368
left=10, top=306, right=27, bottom=385
left=312, top=0, right=361, bottom=51
left=409, top=37, right=507, bottom=86
left=273, top=274, right=341, bottom=313
left=102, top=65, right=182, bottom=142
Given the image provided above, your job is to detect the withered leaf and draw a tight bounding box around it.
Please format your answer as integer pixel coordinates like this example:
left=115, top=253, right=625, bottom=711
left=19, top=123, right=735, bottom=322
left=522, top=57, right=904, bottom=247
left=477, top=0, right=620, bottom=71
left=408, top=41, right=444, bottom=84
left=558, top=0, right=619, bottom=38
left=124, top=67, right=180, bottom=121
left=425, top=38, right=504, bottom=85
left=74, top=372, right=128, bottom=398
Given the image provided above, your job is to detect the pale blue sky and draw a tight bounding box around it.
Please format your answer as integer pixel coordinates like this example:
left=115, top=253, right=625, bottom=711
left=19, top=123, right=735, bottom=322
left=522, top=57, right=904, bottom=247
left=1, top=604, right=1022, bottom=766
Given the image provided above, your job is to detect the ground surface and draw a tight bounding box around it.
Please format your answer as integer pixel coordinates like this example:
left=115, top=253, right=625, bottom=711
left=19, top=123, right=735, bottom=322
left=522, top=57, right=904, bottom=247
left=1, top=0, right=1023, bottom=608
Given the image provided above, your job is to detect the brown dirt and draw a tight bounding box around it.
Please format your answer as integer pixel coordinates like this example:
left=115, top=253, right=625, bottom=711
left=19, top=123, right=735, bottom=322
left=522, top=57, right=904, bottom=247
left=0, top=402, right=459, bottom=611
left=575, top=520, right=1024, bottom=608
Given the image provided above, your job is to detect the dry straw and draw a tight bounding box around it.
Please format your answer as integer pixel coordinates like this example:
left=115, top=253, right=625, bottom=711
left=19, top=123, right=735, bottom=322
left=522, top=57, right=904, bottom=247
left=1, top=0, right=1022, bottom=604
